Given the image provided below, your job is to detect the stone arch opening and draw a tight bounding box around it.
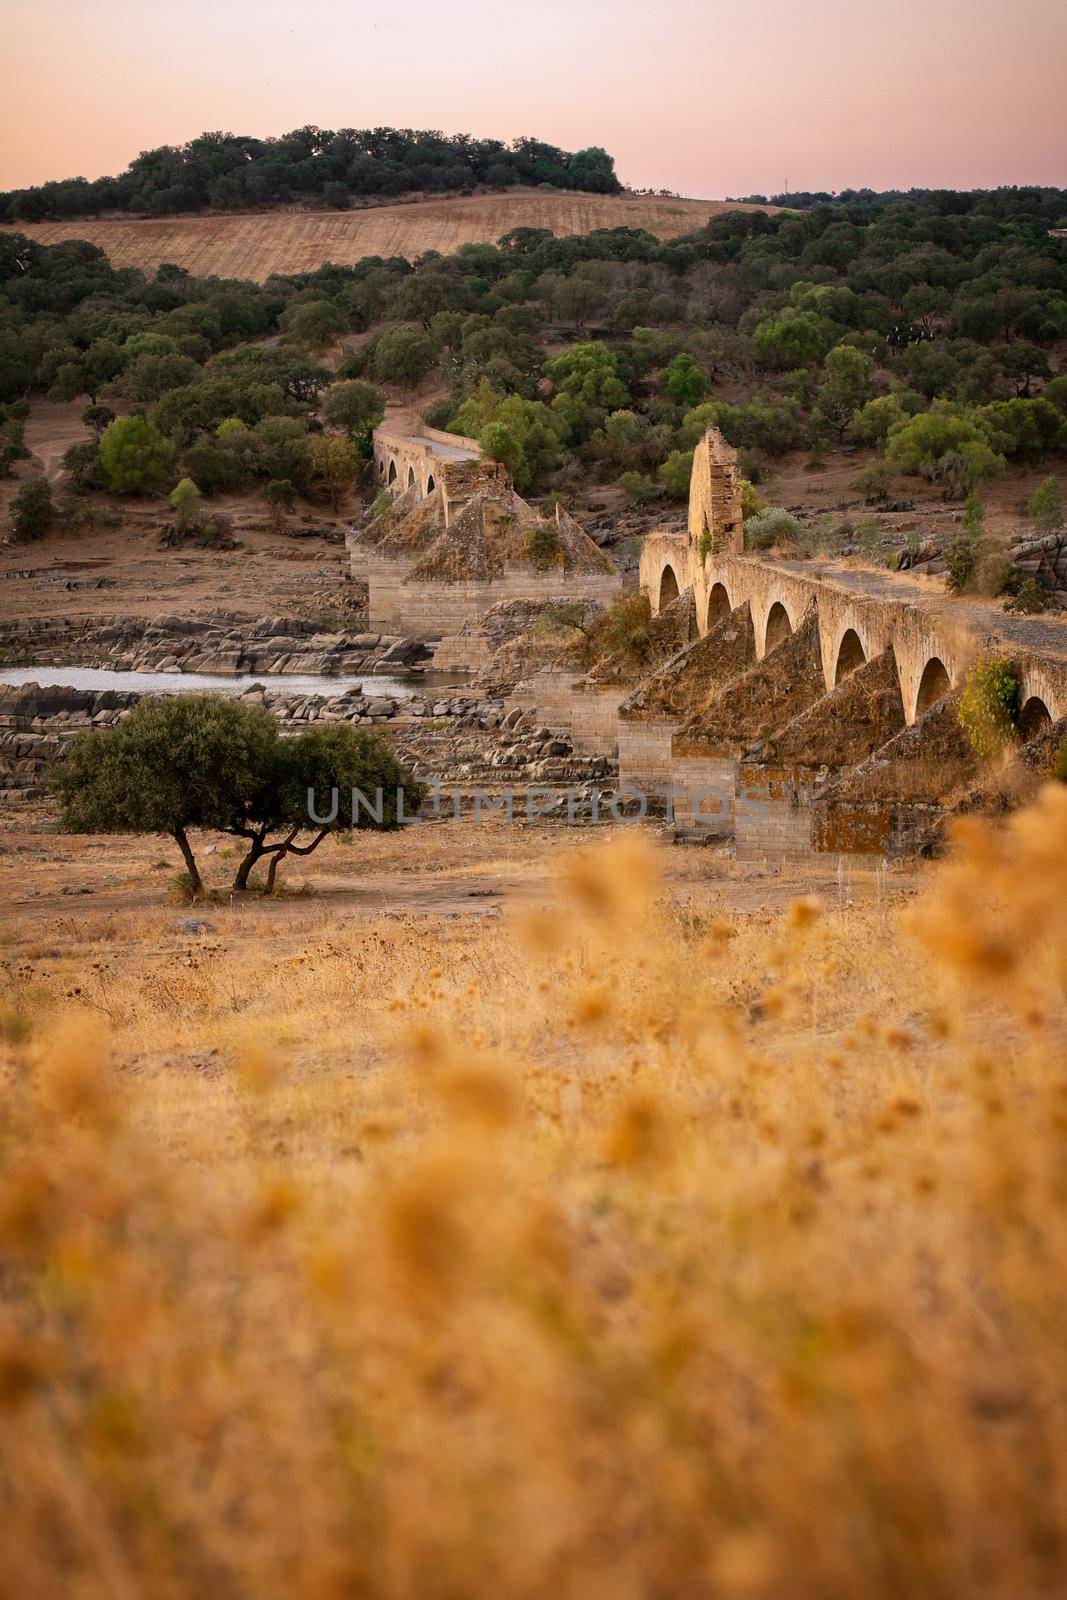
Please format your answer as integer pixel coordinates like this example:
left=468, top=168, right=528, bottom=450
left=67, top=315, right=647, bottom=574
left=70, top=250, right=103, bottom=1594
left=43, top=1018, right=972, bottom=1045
left=387, top=459, right=397, bottom=484
left=764, top=600, right=792, bottom=653
left=406, top=465, right=415, bottom=488
left=706, top=582, right=731, bottom=629
left=834, top=628, right=867, bottom=686
left=657, top=564, right=681, bottom=612
left=915, top=656, right=951, bottom=717
left=426, top=473, right=436, bottom=494
left=1019, top=695, right=1052, bottom=740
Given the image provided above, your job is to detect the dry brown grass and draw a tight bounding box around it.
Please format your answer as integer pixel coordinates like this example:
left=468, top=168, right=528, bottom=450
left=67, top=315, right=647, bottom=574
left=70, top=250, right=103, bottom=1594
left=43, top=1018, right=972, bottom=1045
left=0, top=191, right=774, bottom=281
left=1, top=790, right=1066, bottom=1598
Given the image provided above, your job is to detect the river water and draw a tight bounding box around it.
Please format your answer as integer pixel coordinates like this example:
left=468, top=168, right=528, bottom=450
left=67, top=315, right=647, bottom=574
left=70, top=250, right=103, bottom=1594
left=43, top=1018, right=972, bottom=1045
left=0, top=666, right=466, bottom=699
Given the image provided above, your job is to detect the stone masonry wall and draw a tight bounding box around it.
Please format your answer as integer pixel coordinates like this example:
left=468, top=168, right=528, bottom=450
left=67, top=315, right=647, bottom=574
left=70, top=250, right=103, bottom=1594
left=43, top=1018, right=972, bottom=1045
left=369, top=561, right=621, bottom=637
left=504, top=670, right=626, bottom=756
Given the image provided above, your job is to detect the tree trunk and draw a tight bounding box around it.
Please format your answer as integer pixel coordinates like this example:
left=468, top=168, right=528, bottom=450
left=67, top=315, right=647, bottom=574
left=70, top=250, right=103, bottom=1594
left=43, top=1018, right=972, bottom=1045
left=233, top=836, right=266, bottom=890
left=263, top=828, right=329, bottom=895
left=172, top=826, right=203, bottom=898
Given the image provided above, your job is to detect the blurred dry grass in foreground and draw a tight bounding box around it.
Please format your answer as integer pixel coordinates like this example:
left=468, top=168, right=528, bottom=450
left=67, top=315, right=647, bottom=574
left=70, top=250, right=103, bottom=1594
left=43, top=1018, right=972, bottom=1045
left=1, top=787, right=1066, bottom=1599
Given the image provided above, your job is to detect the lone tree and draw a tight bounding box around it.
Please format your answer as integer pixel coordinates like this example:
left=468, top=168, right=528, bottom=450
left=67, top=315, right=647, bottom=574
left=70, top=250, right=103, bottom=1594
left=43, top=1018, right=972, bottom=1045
left=10, top=477, right=54, bottom=542
left=264, top=477, right=296, bottom=527
left=170, top=476, right=203, bottom=532
left=54, top=694, right=422, bottom=897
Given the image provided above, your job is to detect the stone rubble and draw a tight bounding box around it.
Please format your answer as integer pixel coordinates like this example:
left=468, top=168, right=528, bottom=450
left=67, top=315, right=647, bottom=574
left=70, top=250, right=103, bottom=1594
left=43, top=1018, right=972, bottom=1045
left=0, top=682, right=615, bottom=814
left=0, top=614, right=432, bottom=677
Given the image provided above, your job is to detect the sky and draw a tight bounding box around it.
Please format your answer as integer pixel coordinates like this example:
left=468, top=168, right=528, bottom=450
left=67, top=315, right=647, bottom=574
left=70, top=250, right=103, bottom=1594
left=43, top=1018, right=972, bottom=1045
left=2, top=0, right=1065, bottom=196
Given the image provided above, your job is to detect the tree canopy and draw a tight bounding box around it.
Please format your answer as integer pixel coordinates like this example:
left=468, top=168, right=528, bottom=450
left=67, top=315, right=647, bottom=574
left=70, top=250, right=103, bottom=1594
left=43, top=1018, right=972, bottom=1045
left=53, top=695, right=423, bottom=896
left=1, top=128, right=622, bottom=222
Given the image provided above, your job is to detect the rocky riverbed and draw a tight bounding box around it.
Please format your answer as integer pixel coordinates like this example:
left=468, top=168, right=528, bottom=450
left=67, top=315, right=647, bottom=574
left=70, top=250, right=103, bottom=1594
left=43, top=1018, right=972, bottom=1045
left=0, top=681, right=616, bottom=810
left=0, top=613, right=432, bottom=678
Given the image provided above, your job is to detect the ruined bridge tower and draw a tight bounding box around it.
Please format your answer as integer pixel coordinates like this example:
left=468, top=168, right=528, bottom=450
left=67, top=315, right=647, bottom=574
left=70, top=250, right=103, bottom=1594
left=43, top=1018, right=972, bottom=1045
left=688, top=428, right=744, bottom=559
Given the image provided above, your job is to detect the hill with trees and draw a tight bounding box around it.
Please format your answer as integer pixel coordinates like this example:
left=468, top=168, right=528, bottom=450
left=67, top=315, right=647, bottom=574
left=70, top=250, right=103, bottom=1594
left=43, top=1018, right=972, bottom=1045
left=0, top=127, right=622, bottom=222
left=0, top=191, right=757, bottom=280
left=2, top=186, right=1065, bottom=603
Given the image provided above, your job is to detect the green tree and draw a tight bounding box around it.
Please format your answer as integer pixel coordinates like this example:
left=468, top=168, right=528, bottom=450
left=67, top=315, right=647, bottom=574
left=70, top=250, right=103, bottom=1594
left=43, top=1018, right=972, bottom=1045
left=658, top=449, right=694, bottom=499
left=617, top=471, right=656, bottom=504
left=545, top=342, right=630, bottom=412
left=53, top=695, right=423, bottom=897
left=170, top=476, right=202, bottom=531
left=82, top=402, right=116, bottom=439
left=550, top=276, right=603, bottom=332
left=281, top=299, right=348, bottom=351
left=52, top=695, right=279, bottom=898
left=1028, top=475, right=1063, bottom=535
left=752, top=309, right=829, bottom=368
left=479, top=419, right=524, bottom=481
left=372, top=326, right=437, bottom=388
left=98, top=414, right=176, bottom=494
left=885, top=405, right=1004, bottom=494
left=10, top=477, right=53, bottom=542
left=662, top=353, right=709, bottom=407
left=231, top=723, right=423, bottom=893
left=957, top=660, right=1020, bottom=758
left=264, top=477, right=296, bottom=525
left=322, top=380, right=385, bottom=441
left=814, top=345, right=875, bottom=443
left=308, top=431, right=360, bottom=510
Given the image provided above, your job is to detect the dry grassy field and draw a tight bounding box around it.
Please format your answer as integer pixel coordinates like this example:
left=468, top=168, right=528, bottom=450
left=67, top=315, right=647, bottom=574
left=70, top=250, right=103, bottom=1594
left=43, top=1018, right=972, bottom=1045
left=0, top=190, right=775, bottom=280
left=2, top=791, right=1066, bottom=1598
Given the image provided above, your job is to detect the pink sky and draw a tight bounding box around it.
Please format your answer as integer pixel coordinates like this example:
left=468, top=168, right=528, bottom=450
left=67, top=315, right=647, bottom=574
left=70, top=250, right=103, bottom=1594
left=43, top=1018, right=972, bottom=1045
left=3, top=0, right=1065, bottom=196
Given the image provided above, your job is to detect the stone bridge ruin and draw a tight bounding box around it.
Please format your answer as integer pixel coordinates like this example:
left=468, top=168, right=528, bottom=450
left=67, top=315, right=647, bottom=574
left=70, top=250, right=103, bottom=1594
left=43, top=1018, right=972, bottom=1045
left=508, top=428, right=1066, bottom=861
left=351, top=425, right=622, bottom=650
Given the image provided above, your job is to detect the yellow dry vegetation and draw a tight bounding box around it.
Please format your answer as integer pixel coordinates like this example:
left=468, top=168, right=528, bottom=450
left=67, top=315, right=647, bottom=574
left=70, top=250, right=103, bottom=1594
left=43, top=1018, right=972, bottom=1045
left=0, top=190, right=775, bottom=281
left=1, top=787, right=1066, bottom=1598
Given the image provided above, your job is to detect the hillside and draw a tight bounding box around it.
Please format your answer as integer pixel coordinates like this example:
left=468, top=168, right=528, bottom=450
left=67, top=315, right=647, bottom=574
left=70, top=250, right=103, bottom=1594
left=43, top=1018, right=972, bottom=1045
left=0, top=189, right=777, bottom=280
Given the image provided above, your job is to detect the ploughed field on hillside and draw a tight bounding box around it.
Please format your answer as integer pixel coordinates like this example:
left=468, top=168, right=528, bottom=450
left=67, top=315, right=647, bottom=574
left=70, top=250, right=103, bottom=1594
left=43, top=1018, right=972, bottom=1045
left=0, top=190, right=775, bottom=280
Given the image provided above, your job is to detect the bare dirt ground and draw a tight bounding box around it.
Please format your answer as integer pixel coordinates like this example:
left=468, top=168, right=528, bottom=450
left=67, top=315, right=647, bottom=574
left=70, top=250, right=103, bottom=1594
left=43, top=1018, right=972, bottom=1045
left=0, top=190, right=776, bottom=280
left=3, top=802, right=925, bottom=931
left=0, top=403, right=360, bottom=624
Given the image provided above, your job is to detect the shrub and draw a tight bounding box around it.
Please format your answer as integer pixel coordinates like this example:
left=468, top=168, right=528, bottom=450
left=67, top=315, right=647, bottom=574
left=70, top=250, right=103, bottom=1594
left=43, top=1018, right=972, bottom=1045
left=526, top=523, right=562, bottom=568
left=1055, top=736, right=1067, bottom=782
left=743, top=506, right=805, bottom=552
left=617, top=471, right=656, bottom=505
left=957, top=658, right=1020, bottom=758
left=1004, top=576, right=1054, bottom=614
left=945, top=535, right=978, bottom=594
left=657, top=449, right=693, bottom=499
left=740, top=478, right=764, bottom=520
left=1027, top=476, right=1063, bottom=535
left=853, top=459, right=894, bottom=502
left=886, top=405, right=1004, bottom=495
left=587, top=592, right=653, bottom=664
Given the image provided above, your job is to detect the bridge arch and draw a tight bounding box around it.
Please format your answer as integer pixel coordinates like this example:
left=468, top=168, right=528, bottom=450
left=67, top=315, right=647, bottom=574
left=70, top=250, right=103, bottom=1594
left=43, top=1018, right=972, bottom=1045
left=1019, top=694, right=1052, bottom=740
left=426, top=472, right=436, bottom=495
left=834, top=627, right=867, bottom=685
left=407, top=465, right=416, bottom=489
left=764, top=600, right=793, bottom=654
left=706, top=581, right=732, bottom=629
left=387, top=459, right=398, bottom=485
left=657, top=564, right=681, bottom=612
left=915, top=656, right=952, bottom=718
